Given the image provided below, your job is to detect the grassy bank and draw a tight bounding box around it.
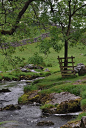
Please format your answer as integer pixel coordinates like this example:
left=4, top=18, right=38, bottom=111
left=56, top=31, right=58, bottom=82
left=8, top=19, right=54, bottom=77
left=0, top=40, right=86, bottom=71
left=0, top=39, right=86, bottom=123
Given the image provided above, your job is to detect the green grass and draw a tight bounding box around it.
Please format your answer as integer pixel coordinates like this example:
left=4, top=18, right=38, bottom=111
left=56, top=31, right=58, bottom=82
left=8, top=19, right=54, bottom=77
left=0, top=38, right=86, bottom=72
left=1, top=36, right=86, bottom=123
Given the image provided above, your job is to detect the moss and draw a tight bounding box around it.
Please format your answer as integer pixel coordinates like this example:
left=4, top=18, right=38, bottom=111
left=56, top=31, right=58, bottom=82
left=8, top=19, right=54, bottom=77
left=40, top=103, right=56, bottom=114
left=57, top=98, right=81, bottom=114
left=38, top=93, right=51, bottom=104
left=18, top=93, right=29, bottom=104
left=29, top=94, right=40, bottom=102
left=60, top=120, right=80, bottom=128
left=2, top=104, right=21, bottom=111
left=45, top=100, right=51, bottom=104
left=40, top=104, right=54, bottom=110
left=68, top=98, right=81, bottom=112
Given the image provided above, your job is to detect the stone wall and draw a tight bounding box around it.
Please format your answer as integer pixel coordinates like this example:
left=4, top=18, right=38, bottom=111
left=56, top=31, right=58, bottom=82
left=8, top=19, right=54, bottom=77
left=0, top=33, right=50, bottom=49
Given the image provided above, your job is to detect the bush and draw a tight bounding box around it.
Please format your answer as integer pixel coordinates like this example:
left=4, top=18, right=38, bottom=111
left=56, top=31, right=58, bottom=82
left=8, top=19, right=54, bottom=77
left=81, top=91, right=86, bottom=99
left=28, top=52, right=44, bottom=65
left=81, top=99, right=86, bottom=110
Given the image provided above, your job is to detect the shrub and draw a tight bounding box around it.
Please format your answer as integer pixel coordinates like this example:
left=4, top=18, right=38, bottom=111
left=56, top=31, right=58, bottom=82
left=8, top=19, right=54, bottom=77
left=81, top=91, right=86, bottom=99
left=28, top=52, right=44, bottom=65
left=81, top=99, right=86, bottom=110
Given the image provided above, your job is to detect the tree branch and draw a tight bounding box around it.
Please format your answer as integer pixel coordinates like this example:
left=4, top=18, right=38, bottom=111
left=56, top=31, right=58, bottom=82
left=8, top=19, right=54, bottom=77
left=71, top=4, right=86, bottom=17
left=31, top=3, right=46, bottom=30
left=0, top=0, right=35, bottom=35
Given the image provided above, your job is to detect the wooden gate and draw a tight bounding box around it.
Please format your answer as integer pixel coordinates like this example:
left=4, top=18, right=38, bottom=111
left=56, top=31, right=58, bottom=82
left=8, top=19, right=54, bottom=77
left=58, top=56, right=76, bottom=77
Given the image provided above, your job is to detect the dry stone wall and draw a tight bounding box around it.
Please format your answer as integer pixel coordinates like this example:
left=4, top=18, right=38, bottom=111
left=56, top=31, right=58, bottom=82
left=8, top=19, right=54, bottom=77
left=0, top=33, right=50, bottom=49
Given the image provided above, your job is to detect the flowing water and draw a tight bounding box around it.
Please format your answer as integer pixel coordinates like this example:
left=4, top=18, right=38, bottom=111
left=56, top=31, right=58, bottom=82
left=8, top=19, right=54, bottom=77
left=0, top=80, right=78, bottom=128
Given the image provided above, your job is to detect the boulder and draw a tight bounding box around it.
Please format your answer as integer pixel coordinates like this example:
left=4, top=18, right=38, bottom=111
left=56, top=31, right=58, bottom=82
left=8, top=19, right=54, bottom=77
left=44, top=68, right=50, bottom=72
left=61, top=116, right=86, bottom=128
left=80, top=116, right=86, bottom=128
left=60, top=121, right=80, bottom=128
left=42, top=92, right=81, bottom=114
left=1, top=104, right=21, bottom=111
left=19, top=91, right=81, bottom=114
left=0, top=88, right=11, bottom=93
left=24, top=64, right=44, bottom=70
left=24, top=64, right=34, bottom=69
left=74, top=63, right=86, bottom=76
left=20, top=68, right=29, bottom=72
left=30, top=69, right=40, bottom=73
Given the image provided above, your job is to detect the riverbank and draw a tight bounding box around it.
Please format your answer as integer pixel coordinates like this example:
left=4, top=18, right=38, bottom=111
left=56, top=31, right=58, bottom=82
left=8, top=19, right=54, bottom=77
left=0, top=77, right=76, bottom=128
left=0, top=38, right=86, bottom=127
left=0, top=64, right=86, bottom=127
left=16, top=64, right=86, bottom=127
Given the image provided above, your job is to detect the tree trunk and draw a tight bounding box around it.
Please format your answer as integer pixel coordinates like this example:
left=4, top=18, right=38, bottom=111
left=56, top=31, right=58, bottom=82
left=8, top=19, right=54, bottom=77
left=64, top=40, right=68, bottom=68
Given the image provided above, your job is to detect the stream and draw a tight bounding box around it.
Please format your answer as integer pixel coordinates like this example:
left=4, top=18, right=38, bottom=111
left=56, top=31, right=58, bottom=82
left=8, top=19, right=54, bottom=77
left=0, top=79, right=78, bottom=128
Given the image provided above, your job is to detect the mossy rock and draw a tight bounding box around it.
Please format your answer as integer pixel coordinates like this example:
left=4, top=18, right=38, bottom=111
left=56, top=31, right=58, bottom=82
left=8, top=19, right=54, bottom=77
left=42, top=107, right=57, bottom=114
left=56, top=98, right=81, bottom=114
left=18, top=90, right=52, bottom=105
left=18, top=90, right=39, bottom=104
left=37, top=121, right=54, bottom=126
left=28, top=92, right=51, bottom=104
left=2, top=104, right=21, bottom=111
left=29, top=94, right=40, bottom=102
left=18, top=93, right=29, bottom=104
left=39, top=93, right=51, bottom=104
left=60, top=120, right=80, bottom=128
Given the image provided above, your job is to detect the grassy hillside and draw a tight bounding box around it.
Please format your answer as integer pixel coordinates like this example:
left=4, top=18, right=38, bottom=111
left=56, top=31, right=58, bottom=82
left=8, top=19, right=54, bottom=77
left=0, top=40, right=86, bottom=72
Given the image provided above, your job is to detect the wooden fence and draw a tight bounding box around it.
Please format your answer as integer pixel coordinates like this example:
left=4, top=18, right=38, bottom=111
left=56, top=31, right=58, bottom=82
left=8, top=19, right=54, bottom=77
left=58, top=56, right=76, bottom=77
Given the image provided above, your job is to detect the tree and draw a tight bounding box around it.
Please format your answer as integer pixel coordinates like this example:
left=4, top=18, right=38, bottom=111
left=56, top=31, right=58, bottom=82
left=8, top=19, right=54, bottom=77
left=0, top=0, right=86, bottom=68
left=0, top=0, right=35, bottom=35
left=38, top=0, right=86, bottom=67
left=0, top=0, right=39, bottom=70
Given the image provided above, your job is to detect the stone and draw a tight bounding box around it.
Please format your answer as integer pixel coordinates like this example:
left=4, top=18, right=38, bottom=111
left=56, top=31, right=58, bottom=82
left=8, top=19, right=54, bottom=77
left=24, top=64, right=44, bottom=70
left=21, top=68, right=29, bottom=72
left=80, top=116, right=86, bottom=128
left=44, top=68, right=50, bottom=72
left=37, top=121, right=54, bottom=126
left=24, top=64, right=34, bottom=69
left=2, top=104, right=21, bottom=111
left=61, top=121, right=80, bottom=128
left=42, top=92, right=81, bottom=114
left=0, top=88, right=11, bottom=93
left=61, top=116, right=86, bottom=128
left=30, top=69, right=40, bottom=73
left=74, top=63, right=86, bottom=76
